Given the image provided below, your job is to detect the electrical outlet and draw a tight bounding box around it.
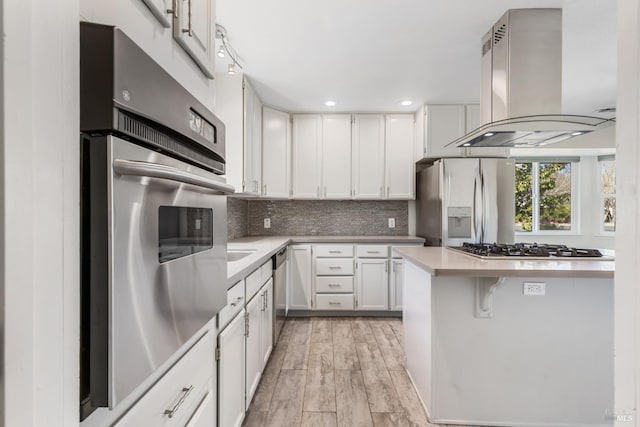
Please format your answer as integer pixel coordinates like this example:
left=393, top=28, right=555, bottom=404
left=264, top=218, right=271, bottom=229
left=523, top=282, right=545, bottom=296
left=388, top=218, right=396, bottom=228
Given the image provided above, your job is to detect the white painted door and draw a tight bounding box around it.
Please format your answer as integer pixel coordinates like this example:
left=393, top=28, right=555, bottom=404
left=260, top=279, right=274, bottom=369
left=184, top=388, right=215, bottom=427
left=262, top=107, right=290, bottom=198
left=385, top=114, right=415, bottom=199
left=322, top=114, right=352, bottom=199
left=356, top=259, right=389, bottom=310
left=292, top=115, right=322, bottom=199
left=424, top=105, right=465, bottom=158
left=390, top=259, right=404, bottom=311
left=245, top=294, right=262, bottom=409
left=172, top=0, right=215, bottom=78
left=218, top=312, right=245, bottom=427
left=289, top=245, right=312, bottom=309
left=352, top=115, right=385, bottom=199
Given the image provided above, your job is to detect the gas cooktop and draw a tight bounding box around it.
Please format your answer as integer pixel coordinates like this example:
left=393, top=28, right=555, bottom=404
left=448, top=243, right=614, bottom=260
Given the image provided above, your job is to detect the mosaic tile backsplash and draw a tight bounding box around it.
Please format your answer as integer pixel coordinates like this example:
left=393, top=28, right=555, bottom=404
left=246, top=200, right=408, bottom=236
left=227, top=197, right=248, bottom=240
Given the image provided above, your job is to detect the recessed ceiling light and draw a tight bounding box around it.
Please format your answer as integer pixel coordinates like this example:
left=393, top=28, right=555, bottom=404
left=571, top=131, right=584, bottom=136
left=463, top=143, right=471, bottom=147
left=401, top=100, right=413, bottom=106
left=324, top=101, right=336, bottom=107
left=484, top=132, right=495, bottom=137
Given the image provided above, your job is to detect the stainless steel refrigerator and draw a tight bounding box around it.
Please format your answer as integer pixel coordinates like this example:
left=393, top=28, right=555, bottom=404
left=416, top=158, right=515, bottom=246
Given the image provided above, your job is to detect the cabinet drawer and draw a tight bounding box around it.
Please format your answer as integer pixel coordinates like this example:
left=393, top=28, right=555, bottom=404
left=116, top=332, right=214, bottom=427
left=218, top=281, right=245, bottom=330
left=356, top=245, right=389, bottom=258
left=314, top=245, right=354, bottom=258
left=246, top=260, right=271, bottom=300
left=315, top=276, right=354, bottom=293
left=315, top=258, right=354, bottom=276
left=315, top=294, right=354, bottom=310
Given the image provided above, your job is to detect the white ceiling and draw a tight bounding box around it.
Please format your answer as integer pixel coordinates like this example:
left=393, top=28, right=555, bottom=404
left=215, top=0, right=616, bottom=114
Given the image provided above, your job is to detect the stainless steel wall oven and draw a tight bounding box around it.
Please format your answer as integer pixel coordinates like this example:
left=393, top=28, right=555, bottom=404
left=80, top=23, right=232, bottom=420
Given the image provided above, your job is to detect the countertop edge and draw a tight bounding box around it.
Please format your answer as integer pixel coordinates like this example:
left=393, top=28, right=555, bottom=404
left=394, top=247, right=615, bottom=279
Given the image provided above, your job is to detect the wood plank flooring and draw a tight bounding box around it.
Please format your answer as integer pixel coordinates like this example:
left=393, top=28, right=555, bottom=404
left=242, top=317, right=465, bottom=427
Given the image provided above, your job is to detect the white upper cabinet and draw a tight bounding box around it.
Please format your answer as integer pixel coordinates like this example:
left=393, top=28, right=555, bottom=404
left=214, top=74, right=262, bottom=194
left=140, top=0, right=171, bottom=27
left=424, top=104, right=466, bottom=159
left=421, top=104, right=508, bottom=159
left=352, top=115, right=385, bottom=199
left=172, top=0, right=215, bottom=79
left=243, top=81, right=262, bottom=195
left=321, top=115, right=352, bottom=199
left=292, top=115, right=322, bottom=199
left=262, top=107, right=291, bottom=198
left=465, top=104, right=481, bottom=132
left=385, top=114, right=415, bottom=199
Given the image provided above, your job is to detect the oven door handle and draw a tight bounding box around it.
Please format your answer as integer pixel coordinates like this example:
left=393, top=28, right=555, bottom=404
left=113, top=159, right=236, bottom=194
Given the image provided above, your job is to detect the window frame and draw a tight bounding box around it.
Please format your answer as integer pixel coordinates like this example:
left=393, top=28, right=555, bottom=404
left=598, top=157, right=616, bottom=235
left=514, top=159, right=580, bottom=236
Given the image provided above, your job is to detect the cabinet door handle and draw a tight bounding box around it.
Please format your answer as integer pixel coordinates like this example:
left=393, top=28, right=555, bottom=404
left=166, top=0, right=178, bottom=18
left=164, top=386, right=193, bottom=418
left=263, top=184, right=267, bottom=195
left=379, top=186, right=383, bottom=197
left=328, top=266, right=342, bottom=270
left=386, top=186, right=390, bottom=197
left=328, top=283, right=340, bottom=287
left=181, top=0, right=193, bottom=36
left=329, top=250, right=341, bottom=254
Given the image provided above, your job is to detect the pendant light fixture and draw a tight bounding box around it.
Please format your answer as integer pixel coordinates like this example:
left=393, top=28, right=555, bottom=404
left=215, top=24, right=243, bottom=75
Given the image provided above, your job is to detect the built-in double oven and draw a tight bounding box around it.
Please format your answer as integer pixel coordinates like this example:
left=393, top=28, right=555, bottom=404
left=80, top=23, right=232, bottom=420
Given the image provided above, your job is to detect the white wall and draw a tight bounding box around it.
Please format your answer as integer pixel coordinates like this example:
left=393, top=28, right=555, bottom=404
left=2, top=0, right=80, bottom=426
left=80, top=0, right=216, bottom=110
left=614, top=0, right=639, bottom=424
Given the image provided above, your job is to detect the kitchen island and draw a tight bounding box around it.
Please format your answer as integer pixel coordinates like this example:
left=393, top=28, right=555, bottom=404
left=393, top=246, right=614, bottom=427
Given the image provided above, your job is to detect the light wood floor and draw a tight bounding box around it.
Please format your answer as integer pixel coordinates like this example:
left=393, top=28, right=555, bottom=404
left=242, top=317, right=462, bottom=427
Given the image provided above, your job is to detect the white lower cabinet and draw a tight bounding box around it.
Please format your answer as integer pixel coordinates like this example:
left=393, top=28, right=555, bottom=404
left=184, top=386, right=215, bottom=427
left=260, top=279, right=274, bottom=369
left=356, top=259, right=389, bottom=310
left=218, top=311, right=246, bottom=427
left=115, top=331, right=215, bottom=427
left=289, top=244, right=313, bottom=309
left=245, top=291, right=262, bottom=410
left=390, top=259, right=404, bottom=311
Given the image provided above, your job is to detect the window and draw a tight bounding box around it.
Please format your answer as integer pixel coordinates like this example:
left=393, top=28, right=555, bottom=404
left=599, top=157, right=616, bottom=233
left=515, top=160, right=577, bottom=233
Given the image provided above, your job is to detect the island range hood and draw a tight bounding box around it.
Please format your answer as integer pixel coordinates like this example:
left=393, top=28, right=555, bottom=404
left=448, top=8, right=615, bottom=149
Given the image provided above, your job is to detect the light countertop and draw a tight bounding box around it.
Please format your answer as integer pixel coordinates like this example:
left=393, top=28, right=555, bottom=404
left=393, top=246, right=615, bottom=278
left=227, top=235, right=425, bottom=288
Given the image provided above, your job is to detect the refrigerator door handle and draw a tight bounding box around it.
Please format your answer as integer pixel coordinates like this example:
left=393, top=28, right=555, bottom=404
left=480, top=168, right=487, bottom=243
left=472, top=173, right=478, bottom=242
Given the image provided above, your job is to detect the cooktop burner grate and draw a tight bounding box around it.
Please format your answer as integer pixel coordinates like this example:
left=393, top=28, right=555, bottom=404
left=451, top=242, right=607, bottom=259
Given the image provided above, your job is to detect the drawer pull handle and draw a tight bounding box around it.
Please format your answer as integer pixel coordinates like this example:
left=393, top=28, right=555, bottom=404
left=164, top=385, right=194, bottom=418
left=367, top=251, right=380, bottom=253
left=329, top=302, right=341, bottom=306
left=329, top=266, right=342, bottom=270
left=329, top=251, right=341, bottom=253
left=328, top=284, right=340, bottom=287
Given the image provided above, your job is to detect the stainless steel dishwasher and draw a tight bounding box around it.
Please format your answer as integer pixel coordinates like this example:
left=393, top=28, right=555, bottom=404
left=272, top=247, right=287, bottom=343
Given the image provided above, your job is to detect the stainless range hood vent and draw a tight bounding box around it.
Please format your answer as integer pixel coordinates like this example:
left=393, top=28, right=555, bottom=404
left=450, top=8, right=615, bottom=149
